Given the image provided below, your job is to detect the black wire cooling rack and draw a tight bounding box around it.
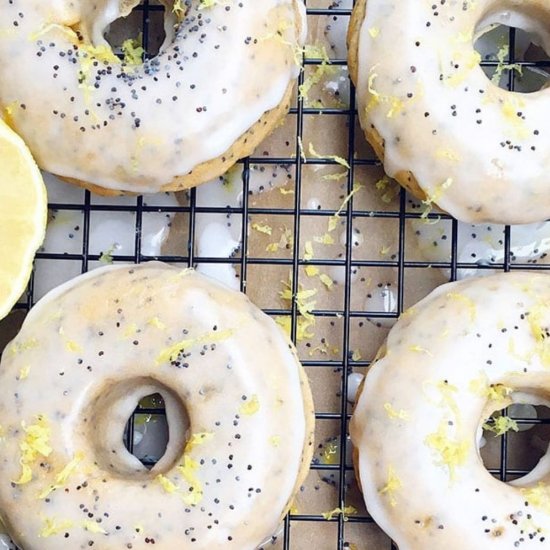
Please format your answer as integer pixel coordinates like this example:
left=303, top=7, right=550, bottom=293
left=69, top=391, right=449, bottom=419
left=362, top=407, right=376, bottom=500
left=8, top=1, right=550, bottom=549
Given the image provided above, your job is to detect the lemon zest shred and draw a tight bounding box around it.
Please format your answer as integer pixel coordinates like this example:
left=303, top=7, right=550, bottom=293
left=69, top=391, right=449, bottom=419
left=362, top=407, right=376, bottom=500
left=378, top=465, right=402, bottom=507
left=304, top=241, right=314, bottom=261
left=240, top=395, right=260, bottom=416
left=270, top=435, right=281, bottom=447
left=29, top=23, right=79, bottom=44
left=521, top=484, right=550, bottom=515
left=251, top=222, right=273, bottom=236
left=1, top=100, right=20, bottom=130
left=185, top=432, right=214, bottom=453
left=469, top=377, right=514, bottom=403
left=156, top=474, right=178, bottom=494
left=83, top=520, right=107, bottom=535
left=352, top=350, right=362, bottom=361
left=18, top=365, right=31, bottom=380
left=298, top=45, right=337, bottom=103
left=308, top=142, right=350, bottom=169
left=491, top=44, right=523, bottom=86
left=99, top=245, right=116, bottom=264
left=147, top=317, right=166, bottom=330
left=40, top=517, right=73, bottom=538
left=323, top=171, right=348, bottom=181
left=375, top=176, right=401, bottom=204
left=366, top=64, right=420, bottom=117
left=155, top=329, right=233, bottom=366
left=305, top=265, right=320, bottom=277
left=322, top=506, right=357, bottom=521
left=123, top=323, right=138, bottom=338
left=328, top=184, right=364, bottom=234
left=321, top=440, right=339, bottom=464
left=384, top=403, right=410, bottom=421
left=121, top=34, right=144, bottom=66
left=178, top=455, right=204, bottom=506
left=368, top=27, right=380, bottom=38
left=483, top=415, right=519, bottom=437
left=9, top=338, right=39, bottom=356
left=198, top=0, right=225, bottom=8
left=39, top=451, right=85, bottom=499
left=446, top=292, right=477, bottom=321
left=436, top=148, right=460, bottom=162
left=424, top=422, right=469, bottom=480
left=409, top=345, right=433, bottom=356
left=314, top=232, right=335, bottom=245
left=319, top=273, right=334, bottom=290
left=15, top=415, right=52, bottom=485
left=280, top=275, right=318, bottom=321
left=421, top=178, right=453, bottom=219
left=172, top=0, right=185, bottom=16
left=275, top=316, right=315, bottom=341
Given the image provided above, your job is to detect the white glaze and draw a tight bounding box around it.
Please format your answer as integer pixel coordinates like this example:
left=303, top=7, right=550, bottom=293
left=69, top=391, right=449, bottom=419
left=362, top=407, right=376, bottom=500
left=194, top=163, right=293, bottom=289
left=35, top=174, right=178, bottom=301
left=351, top=273, right=550, bottom=549
left=354, top=1, right=550, bottom=224
left=346, top=372, right=364, bottom=404
left=0, top=263, right=311, bottom=549
left=412, top=217, right=550, bottom=278
left=0, top=0, right=306, bottom=192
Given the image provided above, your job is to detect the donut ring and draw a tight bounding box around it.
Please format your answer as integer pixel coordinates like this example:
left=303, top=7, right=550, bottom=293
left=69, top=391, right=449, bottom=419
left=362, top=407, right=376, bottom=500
left=0, top=263, right=314, bottom=549
left=348, top=0, right=550, bottom=224
left=351, top=273, right=550, bottom=549
left=0, top=1, right=306, bottom=195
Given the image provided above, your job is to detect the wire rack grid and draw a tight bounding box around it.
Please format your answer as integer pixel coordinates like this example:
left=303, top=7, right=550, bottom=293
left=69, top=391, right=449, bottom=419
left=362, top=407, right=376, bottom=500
left=5, top=1, right=550, bottom=549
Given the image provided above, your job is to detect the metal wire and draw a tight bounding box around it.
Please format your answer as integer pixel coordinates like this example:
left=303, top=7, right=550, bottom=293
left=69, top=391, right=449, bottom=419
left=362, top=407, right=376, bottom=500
left=14, top=1, right=550, bottom=549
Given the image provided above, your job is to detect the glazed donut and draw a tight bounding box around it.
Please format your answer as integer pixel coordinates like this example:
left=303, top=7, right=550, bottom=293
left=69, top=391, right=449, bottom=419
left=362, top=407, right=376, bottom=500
left=0, top=0, right=306, bottom=195
left=348, top=0, right=550, bottom=224
left=0, top=263, right=314, bottom=549
left=351, top=272, right=550, bottom=549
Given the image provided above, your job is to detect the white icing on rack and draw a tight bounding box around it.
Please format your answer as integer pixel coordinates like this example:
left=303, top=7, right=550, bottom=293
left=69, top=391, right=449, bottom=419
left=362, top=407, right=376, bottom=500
left=194, top=164, right=293, bottom=289
left=36, top=174, right=178, bottom=300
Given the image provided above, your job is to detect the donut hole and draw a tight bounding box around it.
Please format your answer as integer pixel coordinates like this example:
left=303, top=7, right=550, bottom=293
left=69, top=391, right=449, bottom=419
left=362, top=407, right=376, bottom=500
left=474, top=11, right=550, bottom=92
left=103, top=2, right=172, bottom=61
left=479, top=396, right=550, bottom=485
left=85, top=377, right=190, bottom=480
left=123, top=393, right=169, bottom=469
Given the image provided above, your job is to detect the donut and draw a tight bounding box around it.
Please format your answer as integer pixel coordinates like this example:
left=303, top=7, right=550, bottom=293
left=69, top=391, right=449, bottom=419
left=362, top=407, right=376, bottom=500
left=0, top=262, right=314, bottom=549
left=0, top=1, right=306, bottom=195
left=350, top=272, right=550, bottom=549
left=348, top=0, right=550, bottom=224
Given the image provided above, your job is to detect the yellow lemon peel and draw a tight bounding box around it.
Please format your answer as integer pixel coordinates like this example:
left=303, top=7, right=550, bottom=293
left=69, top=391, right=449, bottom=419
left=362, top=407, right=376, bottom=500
left=39, top=451, right=85, bottom=499
left=155, top=329, right=233, bottom=366
left=322, top=506, right=357, bottom=521
left=15, top=415, right=52, bottom=485
left=483, top=415, right=519, bottom=437
left=384, top=403, right=410, bottom=421
left=378, top=465, right=402, bottom=507
left=40, top=516, right=73, bottom=537
left=240, top=395, right=260, bottom=416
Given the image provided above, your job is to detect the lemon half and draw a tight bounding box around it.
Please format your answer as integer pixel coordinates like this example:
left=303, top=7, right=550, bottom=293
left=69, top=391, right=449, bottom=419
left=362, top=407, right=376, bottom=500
left=0, top=119, right=47, bottom=320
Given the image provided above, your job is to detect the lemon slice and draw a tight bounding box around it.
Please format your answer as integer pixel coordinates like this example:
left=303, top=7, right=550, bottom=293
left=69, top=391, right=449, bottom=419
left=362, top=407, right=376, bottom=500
left=0, top=119, right=47, bottom=320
